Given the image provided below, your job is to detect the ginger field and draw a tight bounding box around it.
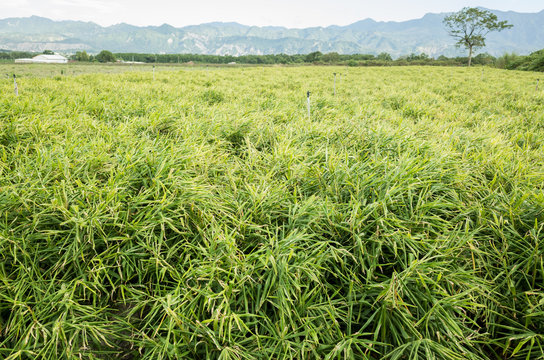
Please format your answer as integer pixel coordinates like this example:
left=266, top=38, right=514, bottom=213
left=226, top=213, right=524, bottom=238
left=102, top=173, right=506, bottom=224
left=1, top=65, right=543, bottom=359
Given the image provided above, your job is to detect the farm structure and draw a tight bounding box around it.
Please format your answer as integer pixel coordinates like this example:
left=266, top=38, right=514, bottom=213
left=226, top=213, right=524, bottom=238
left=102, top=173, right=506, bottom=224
left=15, top=54, right=68, bottom=64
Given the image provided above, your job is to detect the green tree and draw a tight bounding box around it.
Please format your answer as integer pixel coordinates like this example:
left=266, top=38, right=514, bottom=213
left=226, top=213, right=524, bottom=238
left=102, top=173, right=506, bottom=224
left=347, top=60, right=358, bottom=67
left=75, top=51, right=90, bottom=62
left=377, top=52, right=392, bottom=61
left=405, top=53, right=429, bottom=61
left=472, top=53, right=496, bottom=65
left=42, top=50, right=54, bottom=55
left=443, top=7, right=512, bottom=66
left=305, top=51, right=323, bottom=63
left=322, top=52, right=340, bottom=63
left=95, top=50, right=116, bottom=63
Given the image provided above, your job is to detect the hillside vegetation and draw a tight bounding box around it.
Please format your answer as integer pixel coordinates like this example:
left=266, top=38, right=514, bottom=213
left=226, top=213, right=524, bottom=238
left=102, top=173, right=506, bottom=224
left=497, top=49, right=544, bottom=72
left=0, top=65, right=543, bottom=359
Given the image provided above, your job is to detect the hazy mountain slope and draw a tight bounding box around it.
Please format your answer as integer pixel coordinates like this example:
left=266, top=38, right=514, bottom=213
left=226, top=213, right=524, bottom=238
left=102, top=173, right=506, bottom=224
left=0, top=9, right=542, bottom=56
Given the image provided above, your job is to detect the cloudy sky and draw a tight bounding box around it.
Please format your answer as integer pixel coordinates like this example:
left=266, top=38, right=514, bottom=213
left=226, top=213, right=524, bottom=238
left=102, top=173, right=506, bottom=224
left=2, top=0, right=543, bottom=28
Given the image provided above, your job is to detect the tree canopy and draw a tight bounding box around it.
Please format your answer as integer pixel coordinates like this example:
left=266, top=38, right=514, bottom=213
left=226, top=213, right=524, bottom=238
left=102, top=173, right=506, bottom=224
left=443, top=7, right=512, bottom=66
left=75, top=51, right=90, bottom=62
left=95, top=50, right=116, bottom=63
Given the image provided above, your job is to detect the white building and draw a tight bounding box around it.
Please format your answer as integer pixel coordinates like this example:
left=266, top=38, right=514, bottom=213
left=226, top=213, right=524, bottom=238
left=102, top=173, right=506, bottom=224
left=15, top=54, right=68, bottom=64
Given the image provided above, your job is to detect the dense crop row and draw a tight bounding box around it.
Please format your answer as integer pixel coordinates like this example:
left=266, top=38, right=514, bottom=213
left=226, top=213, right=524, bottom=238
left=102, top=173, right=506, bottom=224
left=0, top=65, right=543, bottom=359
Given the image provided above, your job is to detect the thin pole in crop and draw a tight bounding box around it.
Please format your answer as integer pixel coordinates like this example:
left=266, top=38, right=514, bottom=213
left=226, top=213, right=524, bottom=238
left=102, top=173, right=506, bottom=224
left=153, top=65, right=155, bottom=81
left=13, top=74, right=18, bottom=96
left=333, top=73, right=336, bottom=95
left=307, top=91, right=311, bottom=120
left=536, top=79, right=540, bottom=92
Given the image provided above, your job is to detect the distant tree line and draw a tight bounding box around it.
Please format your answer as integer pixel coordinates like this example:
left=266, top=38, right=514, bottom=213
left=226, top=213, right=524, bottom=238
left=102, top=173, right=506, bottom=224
left=110, top=52, right=390, bottom=65
left=108, top=51, right=505, bottom=67
left=0, top=51, right=36, bottom=60
left=2, top=48, right=542, bottom=71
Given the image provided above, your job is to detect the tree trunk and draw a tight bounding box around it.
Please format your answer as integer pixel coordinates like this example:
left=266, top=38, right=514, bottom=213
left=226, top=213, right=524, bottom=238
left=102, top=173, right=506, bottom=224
left=468, top=46, right=473, bottom=67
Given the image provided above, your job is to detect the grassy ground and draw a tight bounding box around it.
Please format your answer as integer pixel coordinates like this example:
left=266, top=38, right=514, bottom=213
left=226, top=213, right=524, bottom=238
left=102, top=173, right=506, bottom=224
left=2, top=62, right=201, bottom=78
left=0, top=65, right=543, bottom=359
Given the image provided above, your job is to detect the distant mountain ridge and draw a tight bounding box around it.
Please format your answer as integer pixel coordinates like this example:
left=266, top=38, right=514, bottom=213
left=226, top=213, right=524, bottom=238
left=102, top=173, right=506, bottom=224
left=0, top=9, right=543, bottom=57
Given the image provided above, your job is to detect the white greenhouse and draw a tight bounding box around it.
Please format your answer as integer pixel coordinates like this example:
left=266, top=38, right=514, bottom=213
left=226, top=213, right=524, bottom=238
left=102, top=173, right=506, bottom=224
left=15, top=54, right=68, bottom=64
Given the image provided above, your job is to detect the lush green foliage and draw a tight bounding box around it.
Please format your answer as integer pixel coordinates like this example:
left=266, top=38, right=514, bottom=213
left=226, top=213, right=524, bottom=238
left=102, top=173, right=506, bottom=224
left=95, top=50, right=116, bottom=63
left=0, top=49, right=518, bottom=67
left=497, top=50, right=544, bottom=72
left=0, top=51, right=37, bottom=61
left=75, top=51, right=90, bottom=62
left=1, top=65, right=543, bottom=359
left=113, top=52, right=381, bottom=64
left=112, top=52, right=473, bottom=66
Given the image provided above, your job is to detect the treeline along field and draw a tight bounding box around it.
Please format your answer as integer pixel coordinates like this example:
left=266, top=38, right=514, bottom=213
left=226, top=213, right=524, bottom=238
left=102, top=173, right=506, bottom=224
left=0, top=65, right=543, bottom=359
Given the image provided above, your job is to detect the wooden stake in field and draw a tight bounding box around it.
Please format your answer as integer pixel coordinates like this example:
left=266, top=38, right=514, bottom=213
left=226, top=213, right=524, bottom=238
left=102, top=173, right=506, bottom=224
left=307, top=91, right=311, bottom=120
left=537, top=79, right=540, bottom=91
left=13, top=74, right=18, bottom=96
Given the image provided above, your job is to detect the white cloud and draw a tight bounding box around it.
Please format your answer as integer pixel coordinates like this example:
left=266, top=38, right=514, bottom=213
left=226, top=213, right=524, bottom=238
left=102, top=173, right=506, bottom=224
left=3, top=0, right=30, bottom=8
left=50, top=0, right=119, bottom=12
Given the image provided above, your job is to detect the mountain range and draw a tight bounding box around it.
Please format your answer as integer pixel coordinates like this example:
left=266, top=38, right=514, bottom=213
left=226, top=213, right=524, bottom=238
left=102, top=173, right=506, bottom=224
left=0, top=9, right=543, bottom=57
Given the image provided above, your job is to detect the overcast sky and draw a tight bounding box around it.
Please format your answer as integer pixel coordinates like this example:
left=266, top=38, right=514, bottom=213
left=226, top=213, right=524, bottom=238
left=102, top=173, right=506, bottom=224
left=2, top=0, right=543, bottom=28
